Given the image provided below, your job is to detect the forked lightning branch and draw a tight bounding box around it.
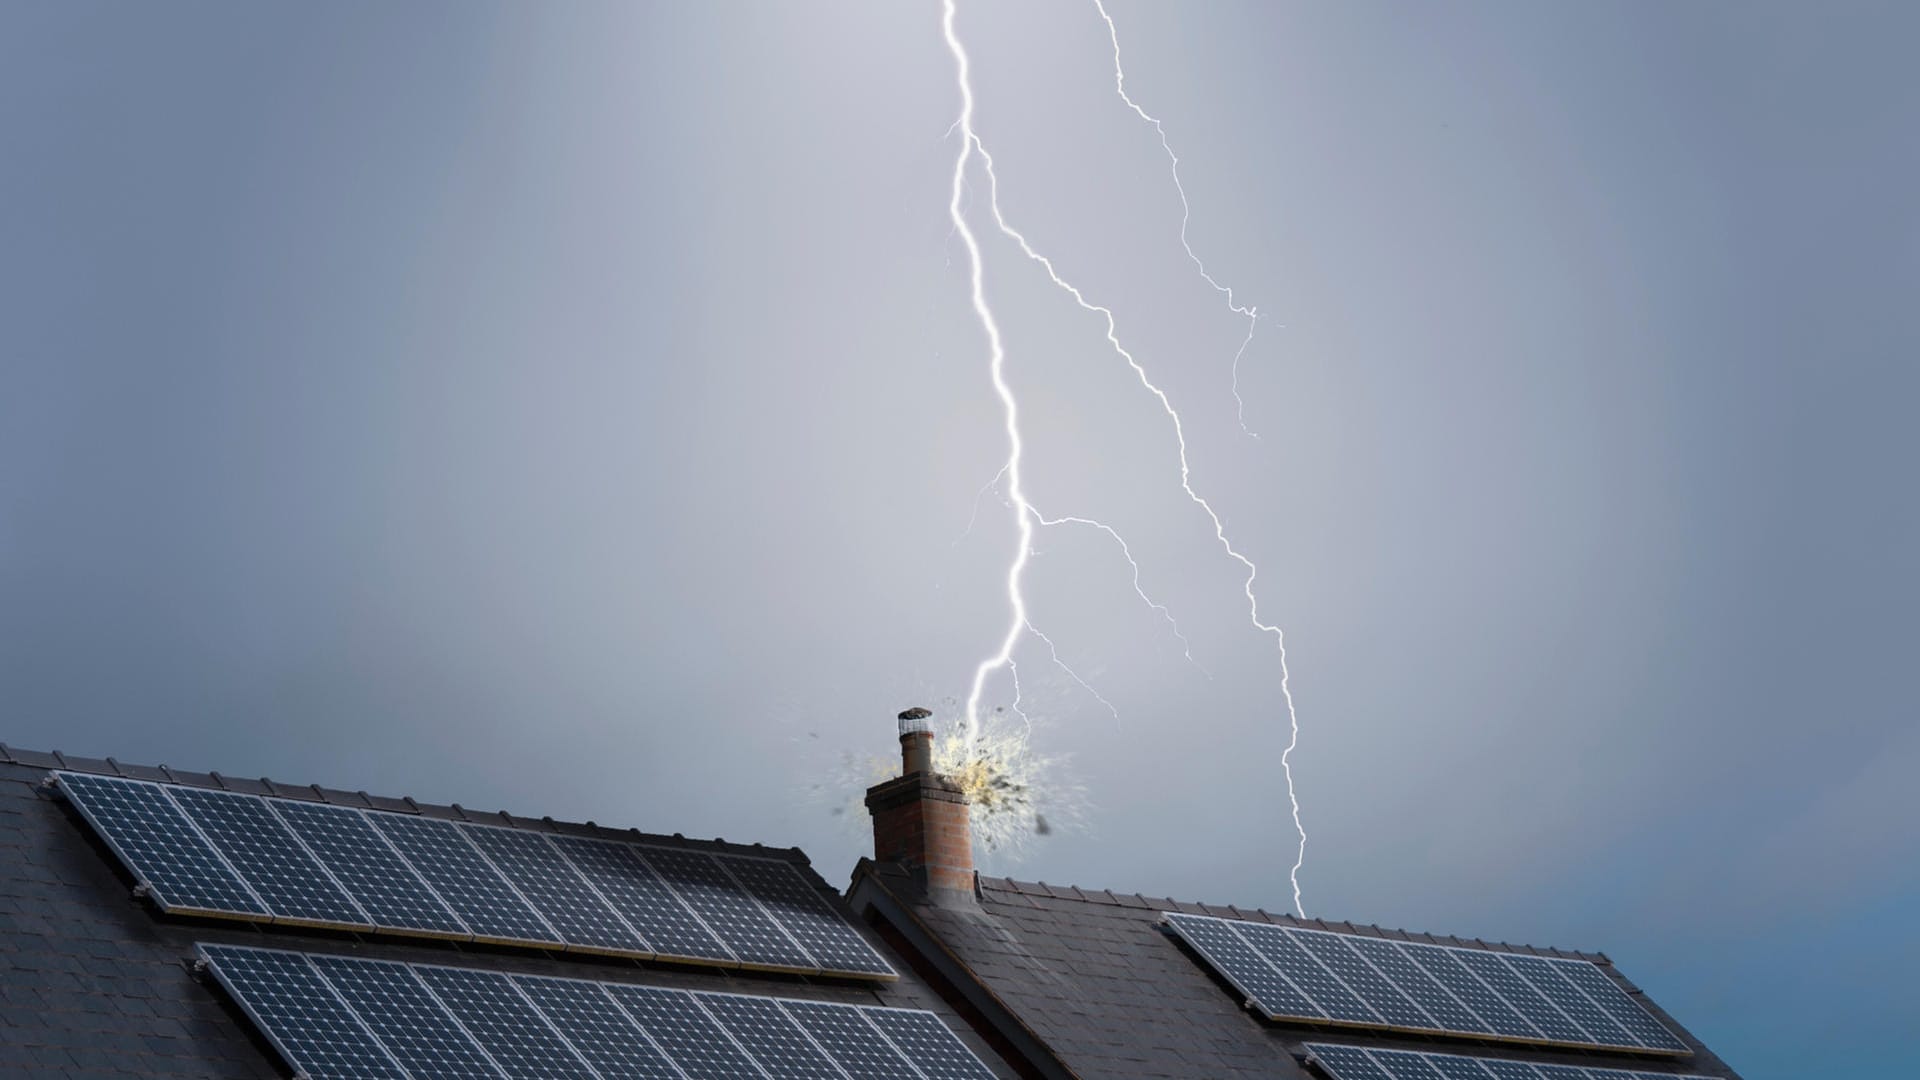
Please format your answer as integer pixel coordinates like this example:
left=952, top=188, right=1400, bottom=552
left=940, top=0, right=1311, bottom=916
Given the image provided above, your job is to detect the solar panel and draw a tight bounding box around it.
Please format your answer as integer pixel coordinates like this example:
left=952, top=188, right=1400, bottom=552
left=1419, top=1052, right=1499, bottom=1080
left=1504, top=954, right=1636, bottom=1050
left=1170, top=914, right=1690, bottom=1057
left=720, top=854, right=897, bottom=978
left=308, top=954, right=502, bottom=1079
left=1399, top=942, right=1543, bottom=1041
left=270, top=800, right=469, bottom=938
left=1292, top=928, right=1436, bottom=1031
left=196, top=944, right=406, bottom=1080
left=639, top=846, right=815, bottom=972
left=513, top=975, right=684, bottom=1080
left=1163, top=912, right=1325, bottom=1019
left=413, top=964, right=596, bottom=1080
left=1474, top=1063, right=1544, bottom=1080
left=368, top=813, right=558, bottom=947
left=701, top=992, right=846, bottom=1080
left=55, top=772, right=268, bottom=917
left=1304, top=1046, right=1725, bottom=1080
left=1344, top=935, right=1491, bottom=1036
left=459, top=824, right=648, bottom=956
left=168, top=787, right=369, bottom=929
left=206, top=944, right=995, bottom=1080
left=1545, top=958, right=1688, bottom=1052
left=550, top=834, right=736, bottom=965
left=1306, top=1044, right=1395, bottom=1080
left=862, top=1006, right=999, bottom=1080
left=1450, top=951, right=1588, bottom=1045
left=783, top=1000, right=923, bottom=1080
left=607, top=983, right=769, bottom=1080
left=1230, top=920, right=1382, bottom=1025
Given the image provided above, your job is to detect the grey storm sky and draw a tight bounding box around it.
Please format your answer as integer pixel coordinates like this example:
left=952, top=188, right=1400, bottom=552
left=2, top=2, right=1915, bottom=1076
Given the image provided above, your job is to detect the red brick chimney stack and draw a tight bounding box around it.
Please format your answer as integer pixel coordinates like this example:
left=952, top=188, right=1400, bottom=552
left=865, top=707, right=974, bottom=904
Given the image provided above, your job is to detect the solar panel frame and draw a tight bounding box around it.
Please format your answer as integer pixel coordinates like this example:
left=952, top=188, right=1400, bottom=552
left=638, top=846, right=818, bottom=973
left=196, top=944, right=409, bottom=1080
left=54, top=772, right=269, bottom=919
left=308, top=953, right=504, bottom=1079
left=368, top=813, right=561, bottom=949
left=860, top=1006, right=999, bottom=1080
left=1161, top=912, right=1327, bottom=1020
left=413, top=963, right=599, bottom=1080
left=718, top=853, right=897, bottom=979
left=458, top=823, right=651, bottom=958
left=269, top=799, right=471, bottom=940
left=512, top=974, right=687, bottom=1080
left=782, top=1000, right=924, bottom=1080
left=698, top=991, right=850, bottom=1080
left=168, top=786, right=373, bottom=931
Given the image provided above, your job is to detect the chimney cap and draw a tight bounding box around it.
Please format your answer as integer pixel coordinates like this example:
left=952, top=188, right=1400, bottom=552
left=897, top=706, right=934, bottom=736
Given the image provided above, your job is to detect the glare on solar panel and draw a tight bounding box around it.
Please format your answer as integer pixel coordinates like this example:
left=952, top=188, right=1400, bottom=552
left=1505, top=954, right=1636, bottom=1050
left=1451, top=951, right=1588, bottom=1046
left=1292, top=929, right=1437, bottom=1031
left=1546, top=958, right=1688, bottom=1052
left=1343, top=935, right=1491, bottom=1036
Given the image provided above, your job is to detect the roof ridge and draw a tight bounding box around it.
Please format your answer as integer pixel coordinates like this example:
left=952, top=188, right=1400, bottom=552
left=976, top=875, right=1607, bottom=960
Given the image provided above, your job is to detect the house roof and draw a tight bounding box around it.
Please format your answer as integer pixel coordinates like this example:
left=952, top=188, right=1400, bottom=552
left=0, top=745, right=1014, bottom=1079
left=850, top=862, right=1744, bottom=1080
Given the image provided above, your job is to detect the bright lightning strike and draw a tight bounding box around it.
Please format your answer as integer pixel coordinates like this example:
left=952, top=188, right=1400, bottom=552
left=1093, top=0, right=1265, bottom=439
left=942, top=0, right=1309, bottom=916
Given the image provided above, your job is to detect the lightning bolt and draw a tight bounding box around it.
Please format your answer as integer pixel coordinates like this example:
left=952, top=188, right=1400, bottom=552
left=1092, top=0, right=1265, bottom=439
left=943, top=0, right=1308, bottom=916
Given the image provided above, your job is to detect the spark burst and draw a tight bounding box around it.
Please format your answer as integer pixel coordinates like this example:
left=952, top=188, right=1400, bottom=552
left=941, top=0, right=1309, bottom=915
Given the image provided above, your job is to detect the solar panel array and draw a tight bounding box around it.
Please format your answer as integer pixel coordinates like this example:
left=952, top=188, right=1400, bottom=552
left=200, top=944, right=996, bottom=1080
left=56, top=772, right=893, bottom=979
left=1163, top=913, right=1687, bottom=1055
left=1304, top=1043, right=1718, bottom=1080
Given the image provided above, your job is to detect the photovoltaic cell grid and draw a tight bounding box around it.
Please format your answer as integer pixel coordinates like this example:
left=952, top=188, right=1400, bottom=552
left=59, top=771, right=894, bottom=978
left=202, top=944, right=994, bottom=1080
left=1163, top=912, right=1689, bottom=1055
left=1304, top=1043, right=1720, bottom=1080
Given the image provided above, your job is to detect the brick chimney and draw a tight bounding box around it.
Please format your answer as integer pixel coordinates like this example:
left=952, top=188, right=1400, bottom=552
left=865, top=707, right=974, bottom=904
